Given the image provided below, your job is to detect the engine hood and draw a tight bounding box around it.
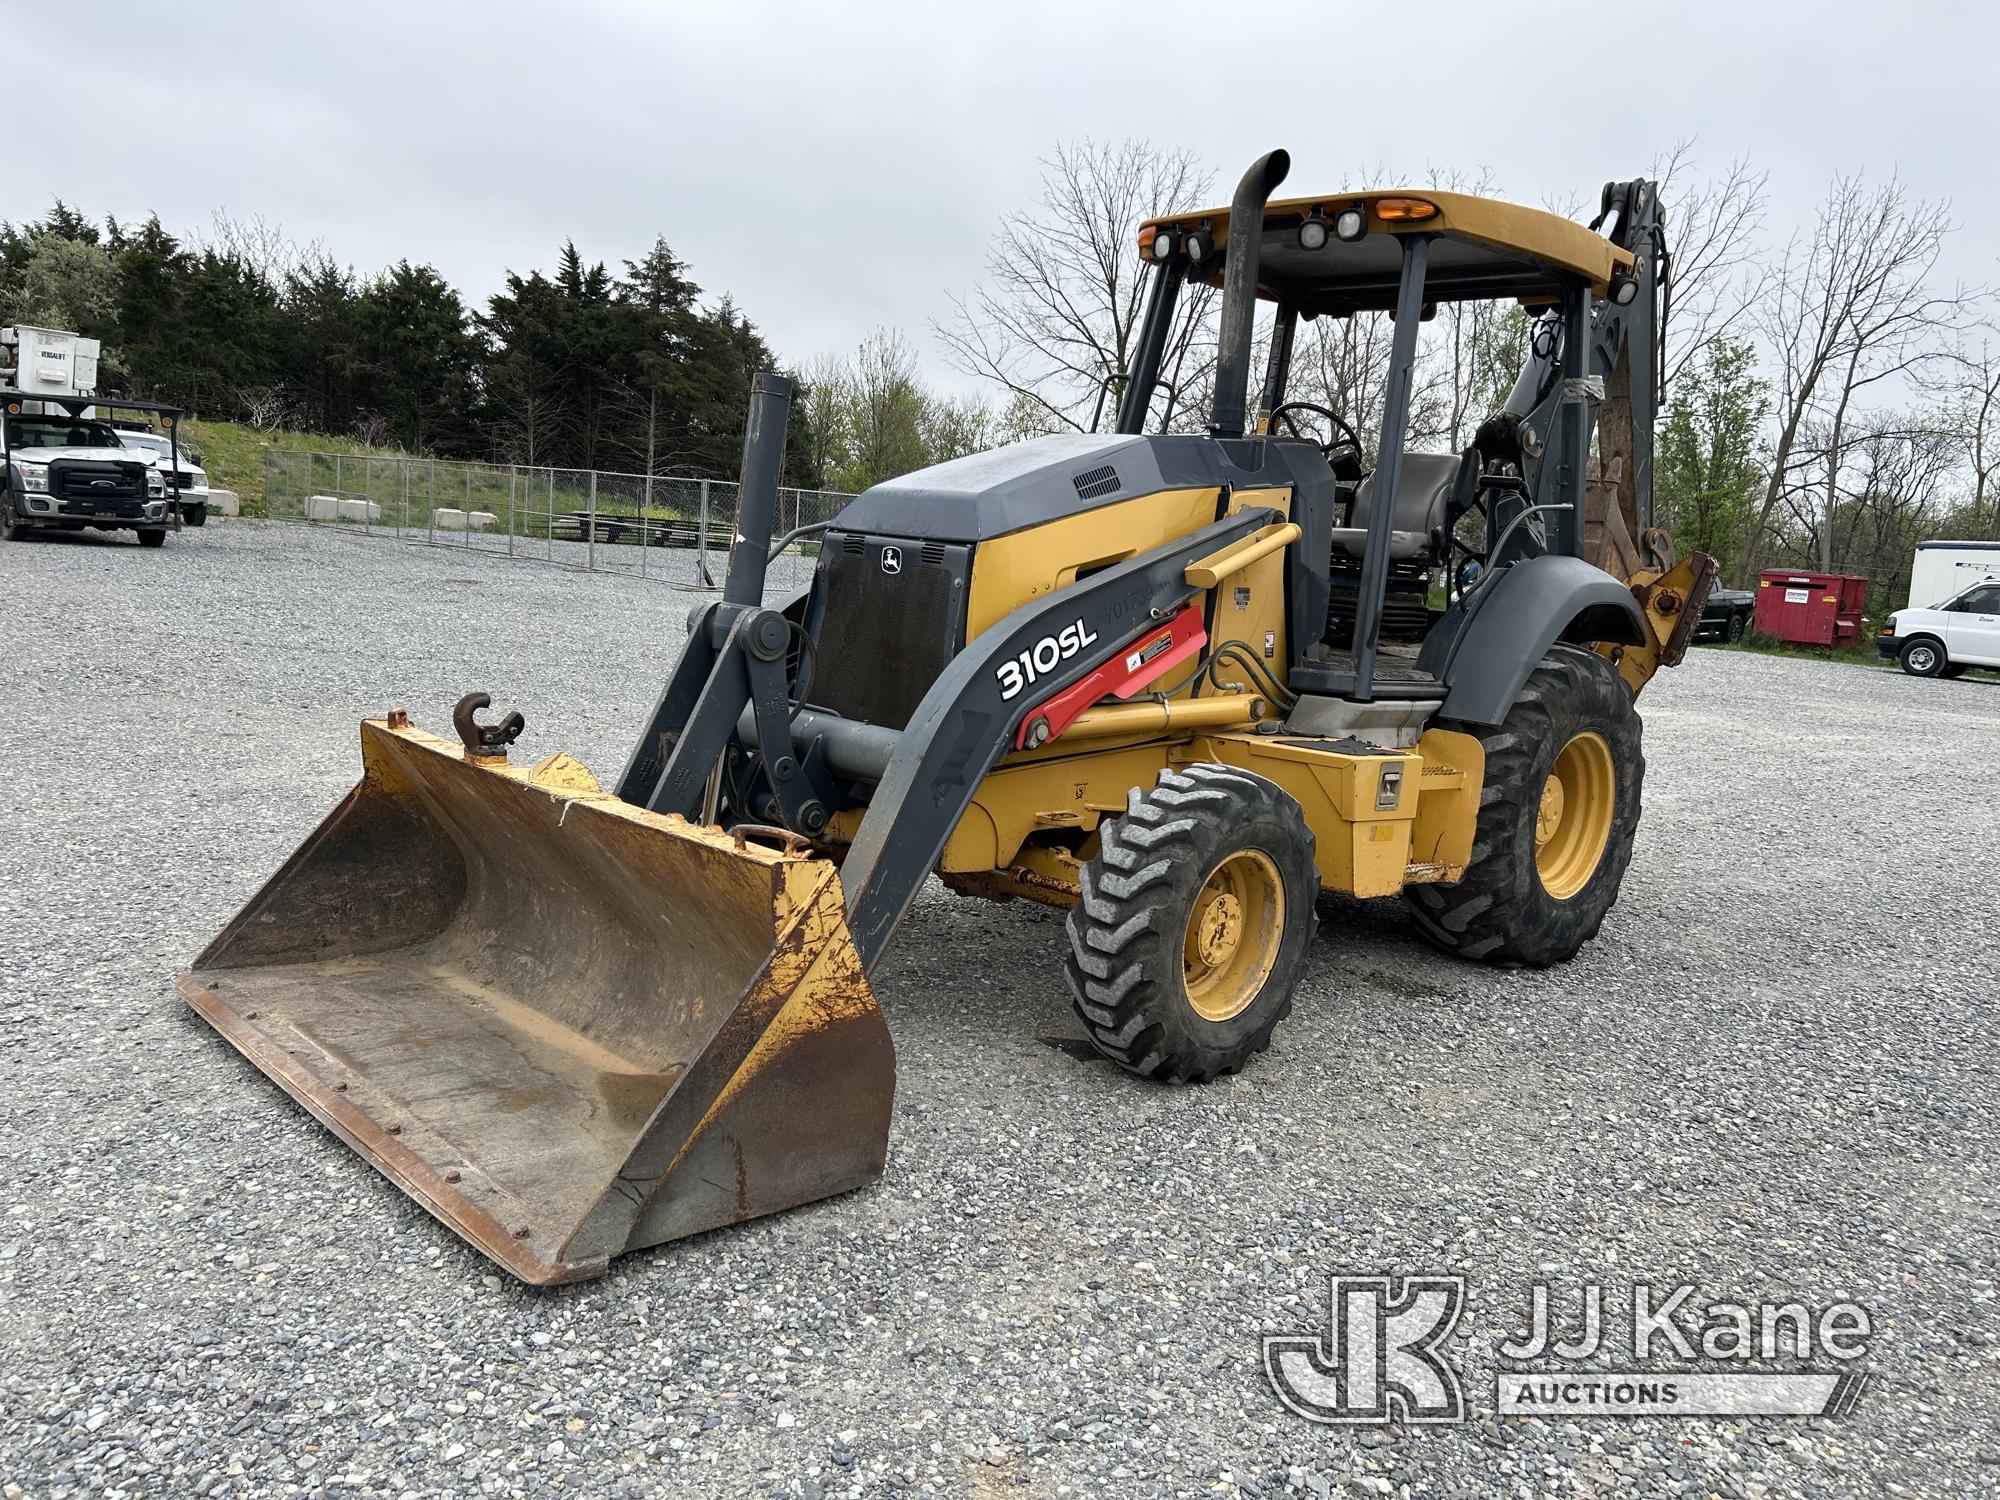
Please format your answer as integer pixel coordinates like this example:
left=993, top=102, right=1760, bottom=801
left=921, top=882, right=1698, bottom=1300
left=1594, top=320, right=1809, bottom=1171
left=10, top=445, right=144, bottom=466
left=829, top=432, right=1332, bottom=544
left=131, top=453, right=206, bottom=478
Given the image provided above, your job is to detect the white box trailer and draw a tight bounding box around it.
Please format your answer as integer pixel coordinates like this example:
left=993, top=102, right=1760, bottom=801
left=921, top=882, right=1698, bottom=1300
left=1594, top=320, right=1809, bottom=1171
left=1910, top=541, right=2000, bottom=608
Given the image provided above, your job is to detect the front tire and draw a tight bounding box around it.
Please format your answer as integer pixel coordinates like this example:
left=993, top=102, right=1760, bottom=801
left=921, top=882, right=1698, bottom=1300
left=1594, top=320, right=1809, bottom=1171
left=181, top=502, right=208, bottom=527
left=1064, top=764, right=1318, bottom=1082
left=1726, top=611, right=1748, bottom=643
left=136, top=528, right=166, bottom=548
left=1899, top=638, right=1946, bottom=677
left=1404, top=646, right=1643, bottom=968
left=0, top=503, right=23, bottom=541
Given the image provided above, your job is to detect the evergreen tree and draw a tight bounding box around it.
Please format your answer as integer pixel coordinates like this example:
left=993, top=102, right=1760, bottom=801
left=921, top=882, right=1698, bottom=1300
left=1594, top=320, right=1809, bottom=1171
left=278, top=255, right=364, bottom=432
left=357, top=262, right=479, bottom=453
left=108, top=216, right=188, bottom=397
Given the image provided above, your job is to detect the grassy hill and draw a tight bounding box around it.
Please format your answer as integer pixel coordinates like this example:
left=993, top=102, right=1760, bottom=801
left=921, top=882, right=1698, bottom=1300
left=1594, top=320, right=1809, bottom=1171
left=180, top=419, right=405, bottom=515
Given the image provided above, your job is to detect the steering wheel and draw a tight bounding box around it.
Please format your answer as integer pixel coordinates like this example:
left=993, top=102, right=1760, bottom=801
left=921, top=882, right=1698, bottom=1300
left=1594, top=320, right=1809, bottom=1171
left=1269, top=400, right=1364, bottom=462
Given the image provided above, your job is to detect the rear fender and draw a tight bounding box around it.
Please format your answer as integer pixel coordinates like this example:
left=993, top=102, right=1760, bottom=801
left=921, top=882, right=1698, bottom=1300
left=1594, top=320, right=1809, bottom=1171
left=1421, top=554, right=1645, bottom=726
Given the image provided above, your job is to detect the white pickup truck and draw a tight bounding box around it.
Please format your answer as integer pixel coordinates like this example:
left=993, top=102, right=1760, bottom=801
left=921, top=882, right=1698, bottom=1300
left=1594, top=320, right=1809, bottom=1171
left=113, top=427, right=213, bottom=526
left=1, top=408, right=172, bottom=545
left=1878, top=561, right=2000, bottom=678
left=0, top=326, right=190, bottom=545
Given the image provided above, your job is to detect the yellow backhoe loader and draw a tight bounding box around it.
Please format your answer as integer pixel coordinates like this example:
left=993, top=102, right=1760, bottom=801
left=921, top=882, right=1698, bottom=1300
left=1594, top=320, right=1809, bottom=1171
left=180, top=149, right=1714, bottom=1282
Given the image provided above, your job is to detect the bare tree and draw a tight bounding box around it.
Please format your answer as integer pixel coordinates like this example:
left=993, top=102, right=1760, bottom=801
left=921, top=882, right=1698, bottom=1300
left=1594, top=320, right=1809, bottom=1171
left=796, top=351, right=853, bottom=492
left=197, top=211, right=316, bottom=284
left=936, top=139, right=1213, bottom=434
left=1733, top=174, right=1965, bottom=578
left=1775, top=415, right=1960, bottom=608
left=1933, top=324, right=2000, bottom=532
left=1286, top=312, right=1395, bottom=459
left=488, top=366, right=559, bottom=467
left=235, top=383, right=294, bottom=434
left=1651, top=142, right=1769, bottom=394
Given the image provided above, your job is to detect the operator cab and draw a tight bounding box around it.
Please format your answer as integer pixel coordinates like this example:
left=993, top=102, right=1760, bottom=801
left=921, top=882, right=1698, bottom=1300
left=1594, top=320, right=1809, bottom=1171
left=1122, top=170, right=1656, bottom=704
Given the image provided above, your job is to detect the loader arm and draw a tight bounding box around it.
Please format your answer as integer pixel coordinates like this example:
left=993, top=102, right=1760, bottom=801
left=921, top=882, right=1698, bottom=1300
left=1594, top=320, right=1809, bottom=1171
left=619, top=501, right=1280, bottom=970
left=837, top=505, right=1279, bottom=967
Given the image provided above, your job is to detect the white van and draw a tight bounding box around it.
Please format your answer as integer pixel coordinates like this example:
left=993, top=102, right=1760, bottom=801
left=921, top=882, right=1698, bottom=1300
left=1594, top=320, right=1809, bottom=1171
left=1878, top=569, right=2000, bottom=677
left=1908, top=540, right=2000, bottom=610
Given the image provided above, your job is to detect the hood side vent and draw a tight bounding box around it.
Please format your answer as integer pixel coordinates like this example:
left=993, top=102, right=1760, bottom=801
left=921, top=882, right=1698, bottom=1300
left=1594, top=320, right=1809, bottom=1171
left=1072, top=464, right=1121, bottom=501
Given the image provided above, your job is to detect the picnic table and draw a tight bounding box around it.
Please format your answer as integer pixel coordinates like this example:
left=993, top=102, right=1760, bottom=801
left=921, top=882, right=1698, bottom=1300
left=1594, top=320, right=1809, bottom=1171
left=551, top=512, right=735, bottom=548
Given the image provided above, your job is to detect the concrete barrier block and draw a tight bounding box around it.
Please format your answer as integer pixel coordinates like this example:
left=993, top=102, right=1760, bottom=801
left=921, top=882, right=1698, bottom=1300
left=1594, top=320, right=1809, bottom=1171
left=433, top=508, right=498, bottom=531
left=337, top=497, right=381, bottom=524
left=305, top=494, right=341, bottom=521
left=208, top=488, right=241, bottom=516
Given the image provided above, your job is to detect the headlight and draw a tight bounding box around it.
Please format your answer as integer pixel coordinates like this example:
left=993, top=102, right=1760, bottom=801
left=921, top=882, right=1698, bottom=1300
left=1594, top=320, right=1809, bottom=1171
left=17, top=462, right=49, bottom=493
left=147, top=470, right=164, bottom=495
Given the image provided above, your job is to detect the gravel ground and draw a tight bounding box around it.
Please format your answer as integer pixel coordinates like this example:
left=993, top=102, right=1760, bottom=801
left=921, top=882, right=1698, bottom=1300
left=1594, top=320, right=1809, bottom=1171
left=2, top=519, right=1996, bottom=1500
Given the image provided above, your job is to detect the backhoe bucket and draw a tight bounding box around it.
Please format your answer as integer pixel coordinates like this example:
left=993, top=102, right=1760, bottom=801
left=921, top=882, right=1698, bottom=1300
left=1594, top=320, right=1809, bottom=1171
left=177, top=715, right=894, bottom=1284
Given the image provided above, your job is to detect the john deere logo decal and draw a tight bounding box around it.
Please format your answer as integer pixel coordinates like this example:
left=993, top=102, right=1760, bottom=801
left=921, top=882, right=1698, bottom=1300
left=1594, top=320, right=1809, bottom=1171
left=880, top=546, right=903, bottom=575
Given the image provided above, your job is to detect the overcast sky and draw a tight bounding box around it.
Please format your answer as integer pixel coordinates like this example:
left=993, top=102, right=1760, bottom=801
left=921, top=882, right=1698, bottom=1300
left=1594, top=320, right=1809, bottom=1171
left=14, top=2, right=1997, bottom=395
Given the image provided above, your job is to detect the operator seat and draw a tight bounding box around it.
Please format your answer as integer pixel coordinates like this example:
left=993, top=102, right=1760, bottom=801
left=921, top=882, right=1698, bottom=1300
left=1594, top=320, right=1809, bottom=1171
left=1331, top=451, right=1468, bottom=562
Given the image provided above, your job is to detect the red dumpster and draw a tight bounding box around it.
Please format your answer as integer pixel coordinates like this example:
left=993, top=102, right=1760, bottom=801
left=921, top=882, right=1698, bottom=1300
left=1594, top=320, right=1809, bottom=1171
left=1754, top=570, right=1868, bottom=647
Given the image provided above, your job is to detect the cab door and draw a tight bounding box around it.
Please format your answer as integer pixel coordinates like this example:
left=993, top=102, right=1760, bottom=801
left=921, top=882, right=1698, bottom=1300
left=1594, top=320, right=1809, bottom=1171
left=1944, top=582, right=2000, bottom=666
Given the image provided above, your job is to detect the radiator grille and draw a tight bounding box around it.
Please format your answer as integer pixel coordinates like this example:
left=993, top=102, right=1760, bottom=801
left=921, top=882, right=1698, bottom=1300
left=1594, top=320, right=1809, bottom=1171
left=51, top=460, right=146, bottom=500
left=808, top=534, right=971, bottom=730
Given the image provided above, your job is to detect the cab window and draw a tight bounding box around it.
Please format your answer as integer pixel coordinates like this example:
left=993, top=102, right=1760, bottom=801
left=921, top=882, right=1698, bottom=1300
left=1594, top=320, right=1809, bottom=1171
left=6, top=417, right=124, bottom=449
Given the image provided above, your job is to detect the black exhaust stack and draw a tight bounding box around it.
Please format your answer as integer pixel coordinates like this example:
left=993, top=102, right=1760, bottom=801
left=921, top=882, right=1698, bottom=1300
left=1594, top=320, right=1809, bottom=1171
left=1208, top=149, right=1290, bottom=439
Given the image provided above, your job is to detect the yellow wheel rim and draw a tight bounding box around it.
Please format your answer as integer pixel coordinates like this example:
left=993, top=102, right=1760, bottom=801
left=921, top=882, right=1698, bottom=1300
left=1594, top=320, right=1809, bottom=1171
left=1182, top=849, right=1285, bottom=1022
left=1535, top=731, right=1616, bottom=900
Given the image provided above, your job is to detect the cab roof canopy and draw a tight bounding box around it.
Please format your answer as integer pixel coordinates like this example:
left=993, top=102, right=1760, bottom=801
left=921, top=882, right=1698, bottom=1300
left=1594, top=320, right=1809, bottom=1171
left=1139, top=189, right=1634, bottom=317
left=1, top=389, right=184, bottom=420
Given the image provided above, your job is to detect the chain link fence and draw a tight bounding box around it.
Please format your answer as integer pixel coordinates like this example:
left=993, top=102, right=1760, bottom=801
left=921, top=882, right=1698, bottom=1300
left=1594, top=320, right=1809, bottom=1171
left=264, top=449, right=855, bottom=597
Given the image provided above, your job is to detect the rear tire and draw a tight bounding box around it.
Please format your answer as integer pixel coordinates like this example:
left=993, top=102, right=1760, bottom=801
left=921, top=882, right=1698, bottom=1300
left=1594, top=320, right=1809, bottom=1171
left=1404, top=646, right=1643, bottom=968
left=1064, top=764, right=1318, bottom=1082
left=1899, top=637, right=1946, bottom=677
left=137, top=528, right=166, bottom=548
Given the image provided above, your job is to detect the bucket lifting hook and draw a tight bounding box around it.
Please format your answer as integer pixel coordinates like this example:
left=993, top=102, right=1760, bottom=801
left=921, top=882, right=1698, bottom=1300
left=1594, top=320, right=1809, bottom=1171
left=453, top=692, right=525, bottom=760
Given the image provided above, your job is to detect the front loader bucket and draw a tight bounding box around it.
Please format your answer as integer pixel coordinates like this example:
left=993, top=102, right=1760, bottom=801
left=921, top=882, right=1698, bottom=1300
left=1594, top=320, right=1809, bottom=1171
left=176, top=715, right=894, bottom=1284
